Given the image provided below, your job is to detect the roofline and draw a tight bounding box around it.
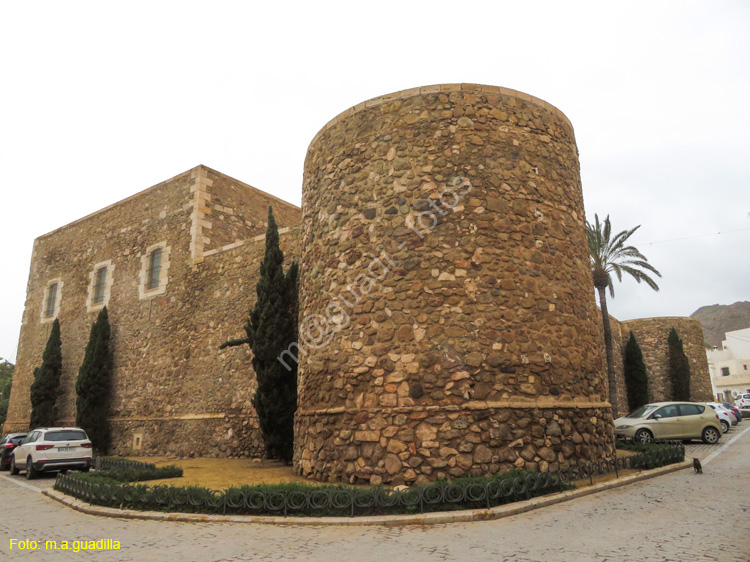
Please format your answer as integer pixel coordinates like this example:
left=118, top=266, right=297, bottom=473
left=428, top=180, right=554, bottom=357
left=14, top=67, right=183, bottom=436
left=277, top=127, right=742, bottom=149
left=36, top=164, right=300, bottom=241
left=199, top=165, right=301, bottom=213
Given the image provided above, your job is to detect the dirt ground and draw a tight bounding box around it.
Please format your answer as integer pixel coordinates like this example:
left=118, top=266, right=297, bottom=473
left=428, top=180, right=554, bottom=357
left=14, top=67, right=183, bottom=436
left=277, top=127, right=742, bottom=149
left=130, top=448, right=642, bottom=490
left=132, top=457, right=315, bottom=489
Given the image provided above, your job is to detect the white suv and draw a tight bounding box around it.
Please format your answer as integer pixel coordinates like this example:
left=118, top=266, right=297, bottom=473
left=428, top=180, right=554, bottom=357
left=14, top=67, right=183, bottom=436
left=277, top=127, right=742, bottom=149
left=735, top=394, right=750, bottom=409
left=10, top=427, right=93, bottom=479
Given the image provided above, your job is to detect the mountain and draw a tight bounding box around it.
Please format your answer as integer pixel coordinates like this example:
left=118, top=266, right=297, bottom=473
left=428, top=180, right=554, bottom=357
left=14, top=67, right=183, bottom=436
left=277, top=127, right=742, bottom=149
left=690, top=301, right=750, bottom=348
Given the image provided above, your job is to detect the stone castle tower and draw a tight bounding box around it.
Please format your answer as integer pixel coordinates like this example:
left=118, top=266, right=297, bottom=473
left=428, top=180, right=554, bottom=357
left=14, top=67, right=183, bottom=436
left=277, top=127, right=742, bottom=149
left=294, top=84, right=615, bottom=485
left=4, top=84, right=713, bottom=484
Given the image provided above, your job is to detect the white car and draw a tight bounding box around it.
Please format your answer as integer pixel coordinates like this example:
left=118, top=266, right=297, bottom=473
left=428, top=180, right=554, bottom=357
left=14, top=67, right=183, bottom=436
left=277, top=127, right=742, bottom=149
left=707, top=402, right=739, bottom=426
left=10, top=427, right=93, bottom=479
left=735, top=393, right=750, bottom=409
left=706, top=404, right=734, bottom=434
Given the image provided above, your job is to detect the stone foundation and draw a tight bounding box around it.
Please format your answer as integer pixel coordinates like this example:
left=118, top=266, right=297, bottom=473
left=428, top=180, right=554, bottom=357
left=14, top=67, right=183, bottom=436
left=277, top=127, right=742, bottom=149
left=295, top=403, right=614, bottom=485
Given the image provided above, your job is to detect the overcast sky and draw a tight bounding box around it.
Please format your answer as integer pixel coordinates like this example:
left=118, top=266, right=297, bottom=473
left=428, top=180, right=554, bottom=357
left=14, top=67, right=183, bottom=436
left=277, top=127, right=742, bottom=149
left=1, top=1, right=748, bottom=363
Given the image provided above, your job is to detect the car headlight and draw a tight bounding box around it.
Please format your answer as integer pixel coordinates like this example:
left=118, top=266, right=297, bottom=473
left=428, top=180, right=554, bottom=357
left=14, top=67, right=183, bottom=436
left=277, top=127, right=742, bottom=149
left=615, top=425, right=631, bottom=430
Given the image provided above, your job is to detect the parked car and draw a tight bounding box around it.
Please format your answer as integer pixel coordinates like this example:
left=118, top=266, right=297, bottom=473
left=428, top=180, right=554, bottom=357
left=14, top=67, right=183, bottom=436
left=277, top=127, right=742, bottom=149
left=0, top=433, right=28, bottom=471
left=707, top=403, right=735, bottom=433
left=10, top=427, right=93, bottom=479
left=614, top=402, right=722, bottom=444
left=722, top=402, right=743, bottom=422
left=735, top=393, right=750, bottom=409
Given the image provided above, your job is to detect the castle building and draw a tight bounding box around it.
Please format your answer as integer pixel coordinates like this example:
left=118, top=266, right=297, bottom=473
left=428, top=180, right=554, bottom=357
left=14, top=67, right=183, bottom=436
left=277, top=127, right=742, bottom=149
left=4, top=165, right=301, bottom=457
left=4, top=84, right=713, bottom=486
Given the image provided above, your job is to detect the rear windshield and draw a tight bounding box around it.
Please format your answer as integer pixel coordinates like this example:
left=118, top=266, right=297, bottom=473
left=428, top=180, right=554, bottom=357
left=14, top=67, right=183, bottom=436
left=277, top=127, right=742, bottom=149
left=743, top=394, right=750, bottom=399
left=45, top=430, right=87, bottom=442
left=626, top=405, right=658, bottom=418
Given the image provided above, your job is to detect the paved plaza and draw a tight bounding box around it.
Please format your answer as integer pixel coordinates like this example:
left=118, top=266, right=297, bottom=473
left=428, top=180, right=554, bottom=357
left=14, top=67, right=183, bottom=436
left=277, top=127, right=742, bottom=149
left=1, top=428, right=748, bottom=561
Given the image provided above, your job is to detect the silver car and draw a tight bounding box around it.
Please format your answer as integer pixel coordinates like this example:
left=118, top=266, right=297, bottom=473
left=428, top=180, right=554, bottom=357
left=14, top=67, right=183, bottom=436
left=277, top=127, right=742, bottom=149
left=614, top=402, right=722, bottom=444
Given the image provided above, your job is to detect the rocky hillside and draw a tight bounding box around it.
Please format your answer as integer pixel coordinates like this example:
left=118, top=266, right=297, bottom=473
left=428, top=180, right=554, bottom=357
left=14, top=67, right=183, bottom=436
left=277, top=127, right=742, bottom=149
left=690, top=301, right=750, bottom=348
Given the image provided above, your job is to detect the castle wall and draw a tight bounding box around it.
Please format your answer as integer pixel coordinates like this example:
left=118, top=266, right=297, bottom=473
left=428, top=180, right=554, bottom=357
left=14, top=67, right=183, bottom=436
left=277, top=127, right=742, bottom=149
left=606, top=315, right=628, bottom=415
left=620, top=317, right=713, bottom=404
left=295, top=84, right=615, bottom=485
left=4, top=165, right=301, bottom=458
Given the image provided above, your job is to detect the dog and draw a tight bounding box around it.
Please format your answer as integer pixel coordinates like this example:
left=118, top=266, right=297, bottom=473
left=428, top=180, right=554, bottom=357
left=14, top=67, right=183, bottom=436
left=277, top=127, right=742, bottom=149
left=693, top=458, right=702, bottom=474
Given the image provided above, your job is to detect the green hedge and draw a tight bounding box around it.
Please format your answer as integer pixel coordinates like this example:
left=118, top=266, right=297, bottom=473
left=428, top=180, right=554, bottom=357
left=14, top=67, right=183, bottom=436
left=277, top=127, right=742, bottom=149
left=85, top=465, right=183, bottom=483
left=55, top=443, right=684, bottom=518
left=616, top=441, right=686, bottom=470
left=55, top=468, right=571, bottom=517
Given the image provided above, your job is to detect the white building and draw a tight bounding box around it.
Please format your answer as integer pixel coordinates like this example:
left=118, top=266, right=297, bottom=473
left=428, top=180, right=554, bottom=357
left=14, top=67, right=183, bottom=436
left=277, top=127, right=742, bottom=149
left=707, top=327, right=750, bottom=401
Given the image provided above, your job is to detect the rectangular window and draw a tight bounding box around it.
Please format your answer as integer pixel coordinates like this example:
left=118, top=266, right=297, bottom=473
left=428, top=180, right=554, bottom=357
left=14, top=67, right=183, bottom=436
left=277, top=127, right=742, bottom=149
left=93, top=267, right=107, bottom=304
left=721, top=367, right=730, bottom=376
left=45, top=283, right=58, bottom=317
left=147, top=248, right=162, bottom=290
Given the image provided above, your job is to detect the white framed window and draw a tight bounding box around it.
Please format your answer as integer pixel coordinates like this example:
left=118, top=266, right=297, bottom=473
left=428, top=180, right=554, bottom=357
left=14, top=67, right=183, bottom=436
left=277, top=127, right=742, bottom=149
left=40, top=278, right=63, bottom=323
left=86, top=260, right=115, bottom=312
left=139, top=242, right=171, bottom=300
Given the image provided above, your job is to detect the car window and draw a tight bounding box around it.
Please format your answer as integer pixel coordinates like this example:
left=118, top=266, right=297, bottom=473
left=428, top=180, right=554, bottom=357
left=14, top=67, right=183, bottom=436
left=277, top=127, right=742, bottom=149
left=678, top=404, right=704, bottom=416
left=626, top=405, right=657, bottom=418
left=653, top=405, right=680, bottom=418
left=24, top=432, right=37, bottom=443
left=45, top=430, right=88, bottom=442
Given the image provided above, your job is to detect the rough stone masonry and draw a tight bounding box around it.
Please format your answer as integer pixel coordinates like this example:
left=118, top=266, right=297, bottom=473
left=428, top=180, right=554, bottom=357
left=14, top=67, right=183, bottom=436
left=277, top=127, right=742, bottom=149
left=4, top=84, right=711, bottom=482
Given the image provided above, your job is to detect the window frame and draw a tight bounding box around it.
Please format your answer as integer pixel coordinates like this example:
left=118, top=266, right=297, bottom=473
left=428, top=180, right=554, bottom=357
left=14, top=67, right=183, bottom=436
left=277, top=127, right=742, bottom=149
left=40, top=278, right=63, bottom=323
left=86, top=260, right=114, bottom=313
left=45, top=283, right=58, bottom=317
left=93, top=266, right=107, bottom=304
left=146, top=248, right=162, bottom=290
left=138, top=242, right=170, bottom=300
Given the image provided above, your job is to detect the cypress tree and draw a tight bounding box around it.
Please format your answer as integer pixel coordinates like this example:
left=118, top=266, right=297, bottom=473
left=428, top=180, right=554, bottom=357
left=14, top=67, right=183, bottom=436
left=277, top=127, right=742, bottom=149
left=76, top=306, right=112, bottom=453
left=30, top=318, right=63, bottom=428
left=220, top=207, right=299, bottom=462
left=668, top=327, right=691, bottom=401
left=623, top=331, right=649, bottom=411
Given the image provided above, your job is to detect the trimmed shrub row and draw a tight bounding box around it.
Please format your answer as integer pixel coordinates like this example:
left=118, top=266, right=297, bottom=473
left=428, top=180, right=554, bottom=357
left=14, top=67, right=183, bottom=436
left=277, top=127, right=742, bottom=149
left=55, top=442, right=684, bottom=518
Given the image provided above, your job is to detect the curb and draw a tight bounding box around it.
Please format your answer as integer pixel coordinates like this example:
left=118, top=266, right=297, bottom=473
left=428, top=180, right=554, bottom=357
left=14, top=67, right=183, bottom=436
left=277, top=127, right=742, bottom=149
left=41, top=460, right=691, bottom=527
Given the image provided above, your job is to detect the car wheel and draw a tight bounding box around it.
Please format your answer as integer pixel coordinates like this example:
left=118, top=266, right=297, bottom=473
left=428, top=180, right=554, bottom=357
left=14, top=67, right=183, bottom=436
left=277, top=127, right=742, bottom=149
left=634, top=428, right=653, bottom=443
left=25, top=458, right=37, bottom=480
left=9, top=457, right=20, bottom=475
left=80, top=466, right=90, bottom=473
left=720, top=420, right=729, bottom=434
left=0, top=459, right=8, bottom=471
left=702, top=426, right=721, bottom=444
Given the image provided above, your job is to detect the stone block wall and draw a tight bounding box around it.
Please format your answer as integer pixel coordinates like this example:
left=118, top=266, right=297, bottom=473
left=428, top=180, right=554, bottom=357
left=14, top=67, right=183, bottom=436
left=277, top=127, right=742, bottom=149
left=619, top=317, right=713, bottom=405
left=295, top=84, right=615, bottom=485
left=606, top=314, right=628, bottom=416
left=4, top=165, right=301, bottom=458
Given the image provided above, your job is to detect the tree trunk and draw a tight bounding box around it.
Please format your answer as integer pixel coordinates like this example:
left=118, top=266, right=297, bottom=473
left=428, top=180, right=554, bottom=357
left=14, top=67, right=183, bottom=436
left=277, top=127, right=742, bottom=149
left=597, top=286, right=618, bottom=417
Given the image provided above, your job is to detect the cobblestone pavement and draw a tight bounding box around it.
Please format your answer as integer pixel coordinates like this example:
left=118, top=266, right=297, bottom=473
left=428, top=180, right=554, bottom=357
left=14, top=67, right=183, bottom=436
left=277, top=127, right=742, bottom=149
left=1, top=428, right=748, bottom=562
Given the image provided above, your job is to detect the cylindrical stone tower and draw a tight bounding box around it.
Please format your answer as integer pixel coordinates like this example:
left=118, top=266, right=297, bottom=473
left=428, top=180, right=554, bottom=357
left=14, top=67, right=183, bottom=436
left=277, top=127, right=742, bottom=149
left=295, top=84, right=614, bottom=486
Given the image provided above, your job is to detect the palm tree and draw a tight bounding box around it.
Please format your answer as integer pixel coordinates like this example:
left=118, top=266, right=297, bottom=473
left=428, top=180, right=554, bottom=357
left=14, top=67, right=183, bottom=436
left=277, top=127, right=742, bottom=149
left=586, top=214, right=661, bottom=416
